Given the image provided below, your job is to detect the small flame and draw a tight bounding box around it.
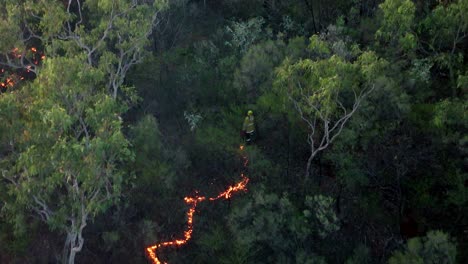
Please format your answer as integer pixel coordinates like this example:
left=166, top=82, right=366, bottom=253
left=146, top=145, right=250, bottom=264
left=1, top=46, right=45, bottom=91
left=209, top=176, right=249, bottom=201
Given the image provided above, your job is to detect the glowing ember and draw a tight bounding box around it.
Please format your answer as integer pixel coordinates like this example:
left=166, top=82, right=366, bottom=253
left=146, top=145, right=250, bottom=264
left=1, top=77, right=16, bottom=88
left=0, top=47, right=45, bottom=91
left=209, top=175, right=249, bottom=201
left=1, top=75, right=17, bottom=89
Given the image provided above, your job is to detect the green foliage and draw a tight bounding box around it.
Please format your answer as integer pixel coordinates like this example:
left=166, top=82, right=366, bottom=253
left=389, top=231, right=457, bottom=264
left=285, top=36, right=309, bottom=61
left=130, top=115, right=168, bottom=183
left=184, top=111, right=203, bottom=132
left=445, top=170, right=468, bottom=208
left=305, top=195, right=340, bottom=238
left=0, top=56, right=134, bottom=264
left=9, top=57, right=131, bottom=212
left=308, top=35, right=331, bottom=57
left=228, top=189, right=340, bottom=263
left=345, top=244, right=370, bottom=264
left=193, top=124, right=238, bottom=168
left=408, top=59, right=433, bottom=85
left=0, top=17, right=21, bottom=53
left=228, top=190, right=304, bottom=261
left=0, top=1, right=165, bottom=262
left=196, top=225, right=229, bottom=255
left=234, top=40, right=286, bottom=100
left=275, top=39, right=385, bottom=125
left=433, top=99, right=466, bottom=128
left=102, top=231, right=120, bottom=251
left=457, top=70, right=468, bottom=90
left=421, top=0, right=468, bottom=52
left=376, top=0, right=416, bottom=44
left=225, top=17, right=271, bottom=53
left=1, top=0, right=467, bottom=263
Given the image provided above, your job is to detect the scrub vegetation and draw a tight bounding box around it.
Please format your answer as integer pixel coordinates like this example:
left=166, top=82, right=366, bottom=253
left=0, top=0, right=466, bottom=263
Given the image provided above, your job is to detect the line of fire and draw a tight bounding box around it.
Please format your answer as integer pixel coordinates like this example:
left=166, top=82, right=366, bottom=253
left=146, top=145, right=250, bottom=264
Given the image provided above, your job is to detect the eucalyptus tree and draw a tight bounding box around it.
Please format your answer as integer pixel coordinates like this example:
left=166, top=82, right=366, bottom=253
left=377, top=0, right=467, bottom=97
left=275, top=35, right=387, bottom=183
left=377, top=0, right=468, bottom=224
left=389, top=231, right=457, bottom=264
left=0, top=0, right=166, bottom=98
left=0, top=0, right=167, bottom=263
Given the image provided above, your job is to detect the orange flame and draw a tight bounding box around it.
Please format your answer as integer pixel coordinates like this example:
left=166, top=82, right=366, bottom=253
left=1, top=47, right=45, bottom=91
left=146, top=145, right=249, bottom=264
left=1, top=77, right=16, bottom=88
left=209, top=175, right=249, bottom=201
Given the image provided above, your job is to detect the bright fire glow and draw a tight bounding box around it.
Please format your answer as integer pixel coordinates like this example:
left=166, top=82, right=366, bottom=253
left=0, top=47, right=45, bottom=91
left=146, top=145, right=249, bottom=264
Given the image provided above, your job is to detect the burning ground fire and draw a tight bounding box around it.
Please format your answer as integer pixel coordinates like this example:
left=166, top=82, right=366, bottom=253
left=146, top=145, right=250, bottom=264
left=0, top=47, right=45, bottom=90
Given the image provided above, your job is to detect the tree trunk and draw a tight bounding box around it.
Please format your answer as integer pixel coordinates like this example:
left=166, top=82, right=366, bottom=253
left=63, top=232, right=78, bottom=264
left=303, top=0, right=318, bottom=34
left=62, top=233, right=72, bottom=264
left=68, top=245, right=77, bottom=264
left=286, top=114, right=290, bottom=179
left=336, top=184, right=342, bottom=215
left=64, top=231, right=85, bottom=264
left=305, top=150, right=314, bottom=184
left=449, top=63, right=456, bottom=98
left=62, top=216, right=87, bottom=264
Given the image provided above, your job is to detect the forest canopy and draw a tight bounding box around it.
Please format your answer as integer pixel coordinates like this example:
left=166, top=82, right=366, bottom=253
left=0, top=0, right=466, bottom=263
